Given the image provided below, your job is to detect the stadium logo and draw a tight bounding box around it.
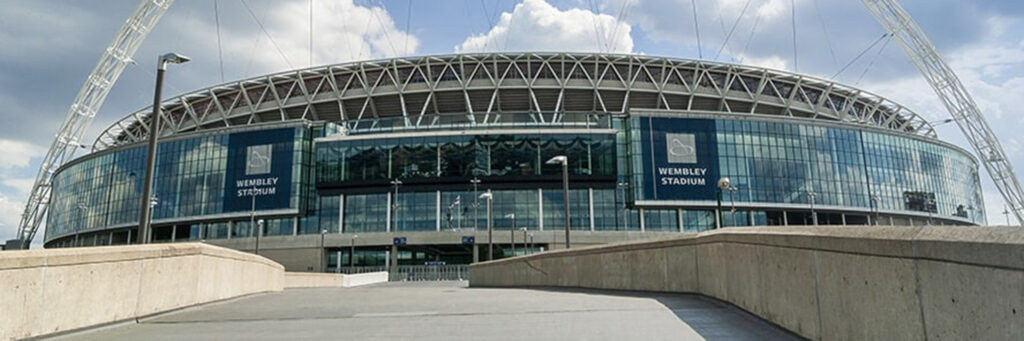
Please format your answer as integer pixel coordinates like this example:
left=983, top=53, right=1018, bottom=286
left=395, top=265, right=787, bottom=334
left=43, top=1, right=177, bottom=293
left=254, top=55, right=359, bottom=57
left=666, top=133, right=696, bottom=164
left=246, top=144, right=273, bottom=175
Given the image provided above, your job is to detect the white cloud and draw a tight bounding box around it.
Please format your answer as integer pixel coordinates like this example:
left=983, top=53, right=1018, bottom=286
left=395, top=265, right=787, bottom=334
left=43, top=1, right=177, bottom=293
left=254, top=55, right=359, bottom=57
left=161, top=0, right=419, bottom=79
left=456, top=0, right=633, bottom=53
left=0, top=139, right=44, bottom=169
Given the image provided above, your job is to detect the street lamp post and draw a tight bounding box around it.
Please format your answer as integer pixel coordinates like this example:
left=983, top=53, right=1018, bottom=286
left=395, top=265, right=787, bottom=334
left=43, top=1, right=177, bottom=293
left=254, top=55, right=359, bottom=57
left=255, top=219, right=264, bottom=255
left=528, top=233, right=534, bottom=254
left=479, top=191, right=493, bottom=260
left=546, top=156, right=570, bottom=249
left=506, top=213, right=516, bottom=256
left=470, top=178, right=481, bottom=230
left=390, top=179, right=402, bottom=232
left=137, top=52, right=190, bottom=245
left=807, top=190, right=818, bottom=225
left=521, top=228, right=527, bottom=255
left=617, top=181, right=629, bottom=230
left=716, top=178, right=731, bottom=229
left=350, top=234, right=358, bottom=274
left=870, top=195, right=881, bottom=225
left=318, top=228, right=326, bottom=272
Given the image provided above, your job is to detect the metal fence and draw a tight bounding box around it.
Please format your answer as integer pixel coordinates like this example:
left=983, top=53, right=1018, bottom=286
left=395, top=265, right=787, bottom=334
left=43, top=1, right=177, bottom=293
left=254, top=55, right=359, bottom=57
left=334, top=265, right=470, bottom=281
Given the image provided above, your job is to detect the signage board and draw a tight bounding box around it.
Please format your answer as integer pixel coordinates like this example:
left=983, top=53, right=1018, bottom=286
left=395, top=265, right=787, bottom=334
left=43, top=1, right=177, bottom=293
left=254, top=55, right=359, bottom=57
left=223, top=128, right=296, bottom=212
left=393, top=237, right=407, bottom=245
left=462, top=236, right=475, bottom=245
left=639, top=117, right=719, bottom=201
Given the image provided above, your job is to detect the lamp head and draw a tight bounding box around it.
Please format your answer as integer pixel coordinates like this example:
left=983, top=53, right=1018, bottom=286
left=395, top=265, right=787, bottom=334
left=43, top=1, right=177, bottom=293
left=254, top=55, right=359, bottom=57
left=479, top=192, right=493, bottom=200
left=717, top=177, right=731, bottom=190
left=545, top=155, right=568, bottom=165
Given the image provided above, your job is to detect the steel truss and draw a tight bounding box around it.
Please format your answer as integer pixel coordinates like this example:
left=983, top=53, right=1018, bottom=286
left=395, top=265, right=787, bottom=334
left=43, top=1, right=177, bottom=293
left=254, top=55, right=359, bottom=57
left=95, top=52, right=937, bottom=149
left=13, top=0, right=174, bottom=247
left=862, top=0, right=1024, bottom=225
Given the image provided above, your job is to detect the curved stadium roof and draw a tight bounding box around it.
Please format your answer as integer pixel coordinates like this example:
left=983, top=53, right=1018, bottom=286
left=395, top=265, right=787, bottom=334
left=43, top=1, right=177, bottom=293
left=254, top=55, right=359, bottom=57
left=94, top=52, right=938, bottom=150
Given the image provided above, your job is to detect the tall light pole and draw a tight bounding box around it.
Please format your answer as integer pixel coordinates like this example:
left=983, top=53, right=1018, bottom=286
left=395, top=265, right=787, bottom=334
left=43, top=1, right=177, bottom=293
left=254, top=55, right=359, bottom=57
left=350, top=234, right=358, bottom=274
left=318, top=228, right=326, bottom=272
left=546, top=156, right=570, bottom=249
left=870, top=195, right=881, bottom=225
left=470, top=178, right=481, bottom=230
left=390, top=178, right=402, bottom=232
left=255, top=219, right=264, bottom=255
left=716, top=178, right=731, bottom=229
left=807, top=190, right=818, bottom=225
left=479, top=191, right=493, bottom=260
left=505, top=213, right=516, bottom=256
left=617, top=181, right=629, bottom=230
left=249, top=185, right=258, bottom=240
left=520, top=227, right=528, bottom=255
left=727, top=185, right=738, bottom=226
left=137, top=52, right=190, bottom=245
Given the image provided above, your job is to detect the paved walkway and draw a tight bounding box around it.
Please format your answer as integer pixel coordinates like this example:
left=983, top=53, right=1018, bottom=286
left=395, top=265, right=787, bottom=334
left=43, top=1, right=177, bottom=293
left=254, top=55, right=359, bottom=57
left=55, top=281, right=798, bottom=341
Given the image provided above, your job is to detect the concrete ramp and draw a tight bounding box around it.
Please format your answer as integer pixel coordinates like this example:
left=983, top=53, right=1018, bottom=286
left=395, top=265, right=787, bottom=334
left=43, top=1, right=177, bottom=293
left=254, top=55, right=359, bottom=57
left=470, top=226, right=1024, bottom=340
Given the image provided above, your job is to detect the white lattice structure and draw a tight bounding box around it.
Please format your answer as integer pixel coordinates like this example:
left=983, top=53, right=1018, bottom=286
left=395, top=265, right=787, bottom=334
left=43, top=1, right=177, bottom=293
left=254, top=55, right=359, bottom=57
left=13, top=0, right=173, bottom=247
left=95, top=52, right=937, bottom=150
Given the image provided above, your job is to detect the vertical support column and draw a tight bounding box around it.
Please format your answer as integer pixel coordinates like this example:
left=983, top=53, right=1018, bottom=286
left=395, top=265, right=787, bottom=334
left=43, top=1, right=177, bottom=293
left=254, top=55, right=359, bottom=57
left=639, top=208, right=646, bottom=232
left=390, top=244, right=398, bottom=270
left=338, top=194, right=345, bottom=233
left=588, top=188, right=595, bottom=232
left=436, top=190, right=441, bottom=232
left=473, top=244, right=479, bottom=263
left=538, top=188, right=544, bottom=231
left=386, top=192, right=392, bottom=233
left=677, top=209, right=684, bottom=232
left=783, top=210, right=789, bottom=226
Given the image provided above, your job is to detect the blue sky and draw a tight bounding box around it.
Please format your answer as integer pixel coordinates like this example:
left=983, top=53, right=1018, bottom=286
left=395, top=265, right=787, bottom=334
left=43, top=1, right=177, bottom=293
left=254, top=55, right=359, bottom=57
left=2, top=0, right=1024, bottom=243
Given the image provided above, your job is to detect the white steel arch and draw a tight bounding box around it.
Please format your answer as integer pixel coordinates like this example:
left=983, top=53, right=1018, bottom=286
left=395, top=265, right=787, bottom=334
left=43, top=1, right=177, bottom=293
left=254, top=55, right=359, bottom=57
left=13, top=0, right=174, bottom=248
left=861, top=0, right=1024, bottom=225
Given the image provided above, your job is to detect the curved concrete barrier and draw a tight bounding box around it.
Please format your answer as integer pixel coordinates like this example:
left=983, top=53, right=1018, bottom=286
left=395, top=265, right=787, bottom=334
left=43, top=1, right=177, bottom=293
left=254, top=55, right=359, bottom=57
left=470, top=226, right=1024, bottom=340
left=0, top=243, right=284, bottom=340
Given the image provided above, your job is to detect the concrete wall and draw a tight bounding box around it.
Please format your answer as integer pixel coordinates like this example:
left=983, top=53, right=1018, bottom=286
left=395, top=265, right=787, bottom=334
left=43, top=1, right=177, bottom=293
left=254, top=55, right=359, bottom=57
left=470, top=226, right=1024, bottom=340
left=284, top=271, right=388, bottom=288
left=0, top=243, right=284, bottom=340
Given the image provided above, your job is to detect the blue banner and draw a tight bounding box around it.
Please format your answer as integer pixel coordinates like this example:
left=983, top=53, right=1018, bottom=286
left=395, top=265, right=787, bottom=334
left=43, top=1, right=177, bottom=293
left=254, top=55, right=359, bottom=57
left=639, top=117, right=719, bottom=201
left=223, top=128, right=296, bottom=212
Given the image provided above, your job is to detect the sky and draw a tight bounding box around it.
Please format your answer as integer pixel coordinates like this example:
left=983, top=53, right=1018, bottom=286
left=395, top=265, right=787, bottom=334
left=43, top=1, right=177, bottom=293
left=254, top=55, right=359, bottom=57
left=2, top=0, right=1024, bottom=244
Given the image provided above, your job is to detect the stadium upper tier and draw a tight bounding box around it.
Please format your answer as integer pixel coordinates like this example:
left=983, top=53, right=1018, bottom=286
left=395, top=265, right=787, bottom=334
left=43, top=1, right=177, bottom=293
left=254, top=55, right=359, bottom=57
left=94, top=52, right=937, bottom=150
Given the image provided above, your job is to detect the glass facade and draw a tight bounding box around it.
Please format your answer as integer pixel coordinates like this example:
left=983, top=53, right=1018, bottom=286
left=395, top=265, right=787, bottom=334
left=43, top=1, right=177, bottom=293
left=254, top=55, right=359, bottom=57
left=46, top=126, right=309, bottom=241
left=315, top=133, right=617, bottom=185
left=45, top=115, right=984, bottom=247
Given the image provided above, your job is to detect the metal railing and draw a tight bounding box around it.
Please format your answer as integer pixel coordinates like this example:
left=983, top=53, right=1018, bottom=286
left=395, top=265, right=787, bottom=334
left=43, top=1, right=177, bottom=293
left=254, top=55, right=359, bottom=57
left=333, top=265, right=470, bottom=281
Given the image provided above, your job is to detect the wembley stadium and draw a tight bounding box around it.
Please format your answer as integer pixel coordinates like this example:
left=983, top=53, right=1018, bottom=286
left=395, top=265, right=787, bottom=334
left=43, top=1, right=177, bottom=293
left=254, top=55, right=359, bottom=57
left=42, top=52, right=985, bottom=271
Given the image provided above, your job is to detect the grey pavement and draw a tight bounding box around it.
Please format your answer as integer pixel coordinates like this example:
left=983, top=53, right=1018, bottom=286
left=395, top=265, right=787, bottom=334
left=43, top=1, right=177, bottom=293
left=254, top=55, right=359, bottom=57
left=53, top=281, right=800, bottom=341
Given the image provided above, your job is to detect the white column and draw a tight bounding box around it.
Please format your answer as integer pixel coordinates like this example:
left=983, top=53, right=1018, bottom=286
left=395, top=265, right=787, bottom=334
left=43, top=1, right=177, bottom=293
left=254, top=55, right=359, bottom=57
left=386, top=192, right=392, bottom=233
left=436, top=190, right=442, bottom=232
left=588, top=188, right=595, bottom=232
left=338, top=194, right=345, bottom=233
left=538, top=188, right=544, bottom=231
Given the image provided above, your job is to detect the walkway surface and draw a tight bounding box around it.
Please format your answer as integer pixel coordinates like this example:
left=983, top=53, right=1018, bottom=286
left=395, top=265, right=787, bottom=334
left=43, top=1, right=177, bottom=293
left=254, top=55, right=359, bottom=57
left=55, top=281, right=799, bottom=341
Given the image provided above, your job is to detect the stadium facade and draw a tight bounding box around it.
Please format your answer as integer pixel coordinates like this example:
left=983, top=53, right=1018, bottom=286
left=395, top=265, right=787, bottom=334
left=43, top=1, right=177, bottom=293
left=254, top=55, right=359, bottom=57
left=43, top=52, right=984, bottom=271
